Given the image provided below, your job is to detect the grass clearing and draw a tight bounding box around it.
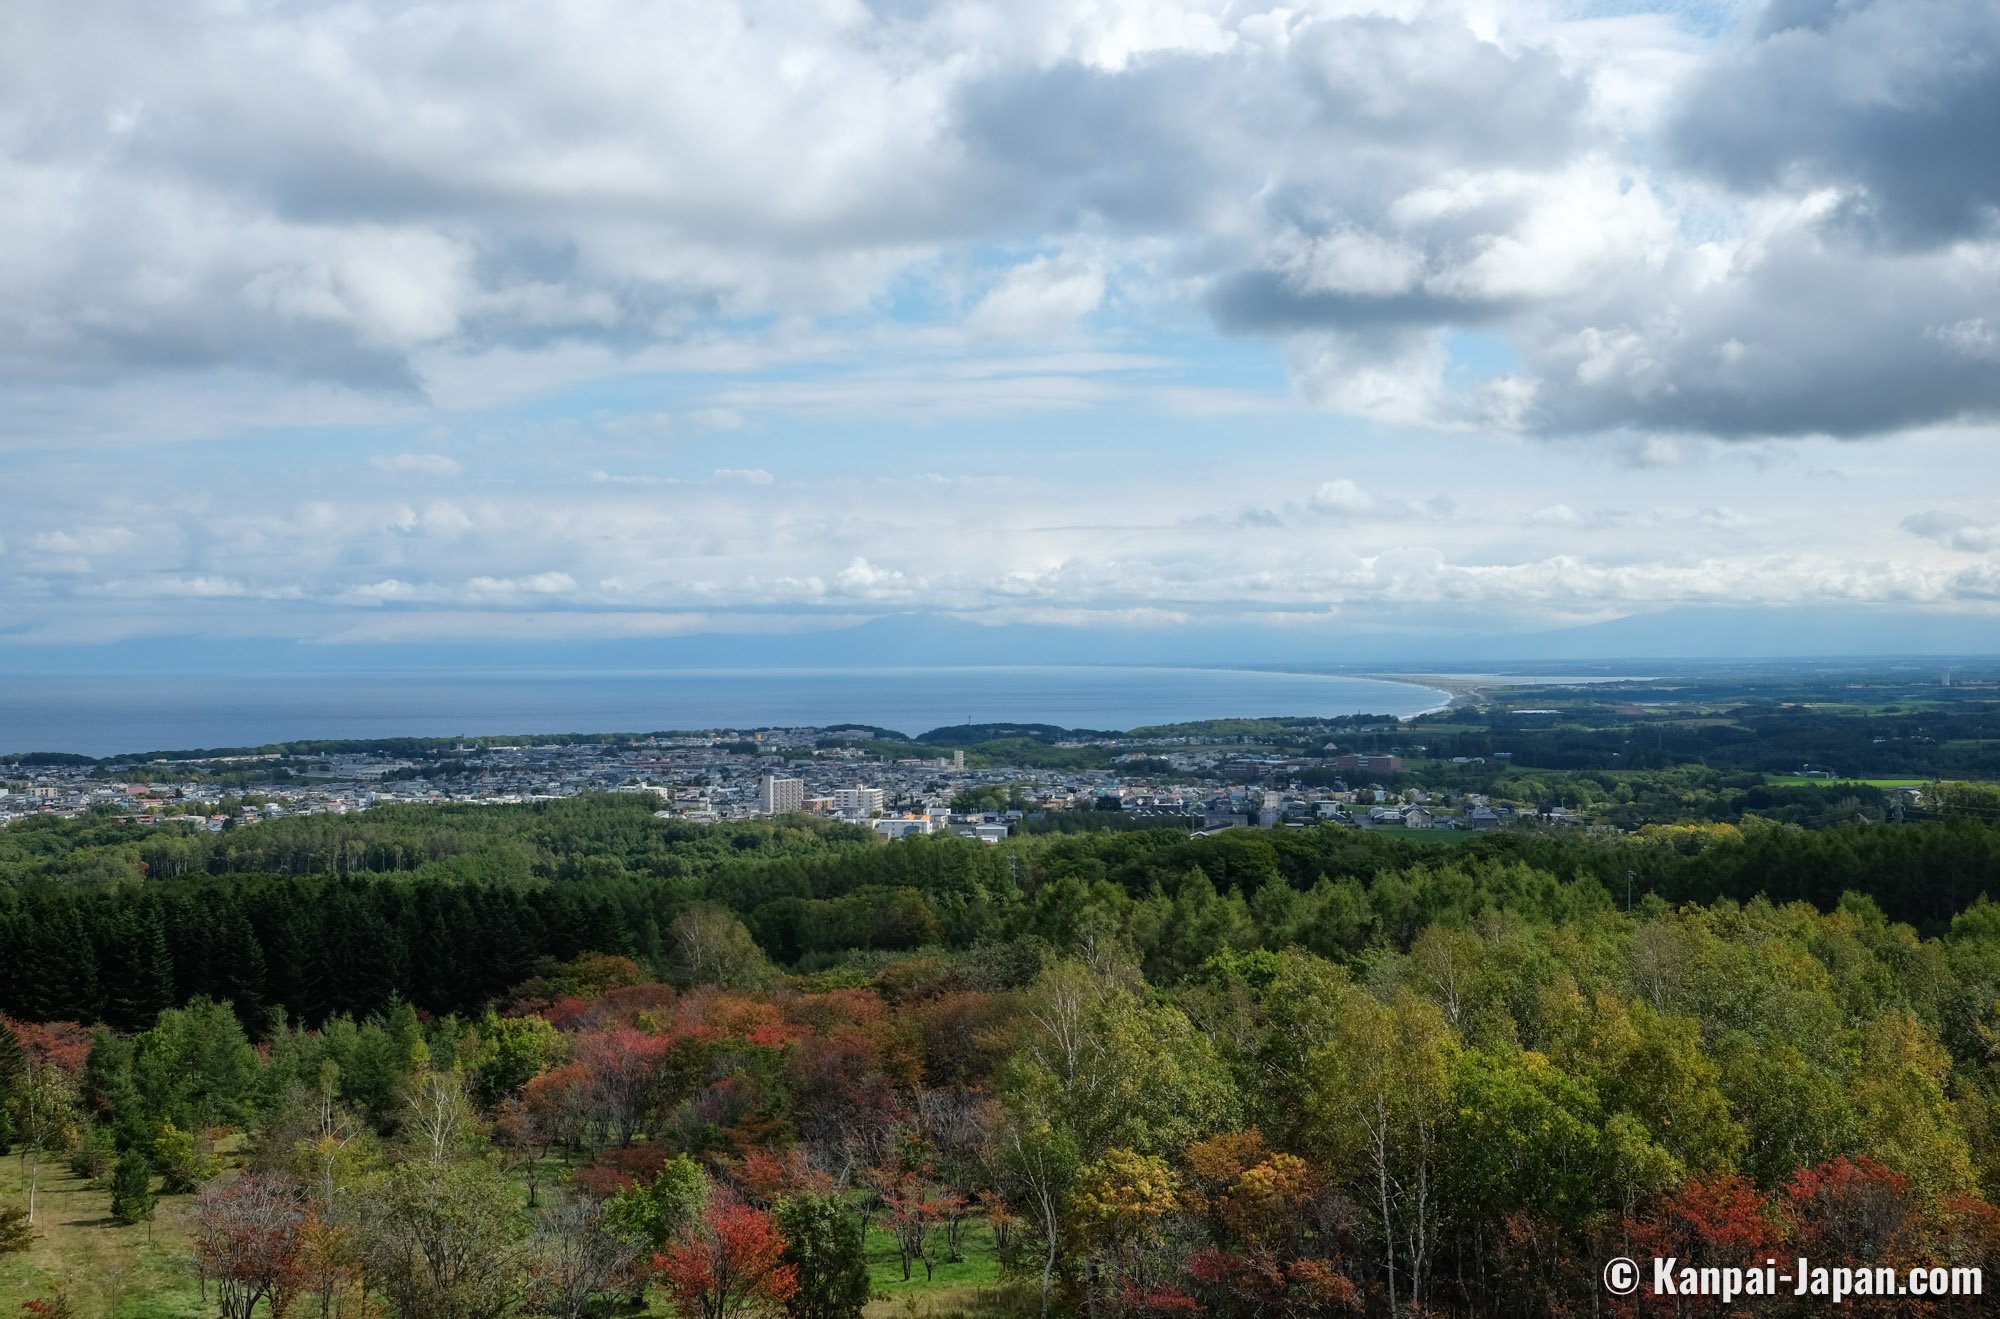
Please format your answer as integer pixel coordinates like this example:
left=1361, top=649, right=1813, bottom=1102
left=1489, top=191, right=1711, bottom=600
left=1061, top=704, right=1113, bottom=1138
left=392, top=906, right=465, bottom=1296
left=863, top=1217, right=1002, bottom=1294
left=5, top=1152, right=1023, bottom=1319
left=0, top=1159, right=204, bottom=1319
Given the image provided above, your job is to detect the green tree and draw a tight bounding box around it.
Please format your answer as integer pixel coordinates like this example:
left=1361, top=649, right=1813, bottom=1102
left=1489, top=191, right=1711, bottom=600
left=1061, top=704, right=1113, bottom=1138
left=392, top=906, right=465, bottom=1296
left=108, top=1148, right=156, bottom=1227
left=996, top=1117, right=1079, bottom=1319
left=1597, top=1001, right=1746, bottom=1174
left=0, top=1017, right=23, bottom=1153
left=14, top=1059, right=78, bottom=1224
left=132, top=997, right=259, bottom=1129
left=1305, top=988, right=1456, bottom=1318
left=82, top=1029, right=146, bottom=1151
left=1848, top=1009, right=1977, bottom=1199
left=362, top=1160, right=528, bottom=1319
left=470, top=1014, right=563, bottom=1105
left=773, top=1192, right=870, bottom=1319
left=1713, top=1034, right=1856, bottom=1187
left=667, top=906, right=775, bottom=990
left=155, top=1118, right=220, bottom=1194
left=1002, top=958, right=1236, bottom=1161
left=605, top=1154, right=710, bottom=1252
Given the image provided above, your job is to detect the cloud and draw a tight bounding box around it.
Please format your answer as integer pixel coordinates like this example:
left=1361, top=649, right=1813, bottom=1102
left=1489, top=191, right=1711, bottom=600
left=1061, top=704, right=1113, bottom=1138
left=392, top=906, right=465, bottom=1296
left=6, top=433, right=2000, bottom=647
left=371, top=452, right=464, bottom=477
left=1307, top=479, right=1375, bottom=516
left=968, top=253, right=1107, bottom=340
left=5, top=0, right=2000, bottom=654
left=1931, top=318, right=2000, bottom=362
left=688, top=409, right=747, bottom=432
left=1669, top=0, right=2000, bottom=249
left=466, top=572, right=577, bottom=597
left=0, top=0, right=1993, bottom=447
left=1902, top=510, right=1999, bottom=553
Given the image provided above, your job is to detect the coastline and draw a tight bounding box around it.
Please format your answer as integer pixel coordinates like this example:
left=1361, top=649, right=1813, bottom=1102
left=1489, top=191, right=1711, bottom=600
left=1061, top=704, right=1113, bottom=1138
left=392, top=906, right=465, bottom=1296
left=0, top=664, right=1453, bottom=759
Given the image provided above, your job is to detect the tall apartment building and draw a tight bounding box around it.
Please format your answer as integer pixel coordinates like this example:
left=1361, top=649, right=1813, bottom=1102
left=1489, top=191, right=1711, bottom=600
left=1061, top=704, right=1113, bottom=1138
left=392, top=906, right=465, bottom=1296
left=758, top=774, right=805, bottom=814
left=834, top=786, right=887, bottom=816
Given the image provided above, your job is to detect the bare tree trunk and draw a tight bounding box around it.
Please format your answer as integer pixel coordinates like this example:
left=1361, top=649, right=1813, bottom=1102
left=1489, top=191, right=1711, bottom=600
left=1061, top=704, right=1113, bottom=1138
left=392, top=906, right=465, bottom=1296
left=1041, top=1228, right=1058, bottom=1319
left=1375, top=1117, right=1397, bottom=1318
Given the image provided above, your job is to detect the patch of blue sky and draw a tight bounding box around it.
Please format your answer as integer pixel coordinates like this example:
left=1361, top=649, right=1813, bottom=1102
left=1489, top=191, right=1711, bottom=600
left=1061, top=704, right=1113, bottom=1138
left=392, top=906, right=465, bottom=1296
left=1558, top=0, right=1742, bottom=38
left=1441, top=330, right=1521, bottom=382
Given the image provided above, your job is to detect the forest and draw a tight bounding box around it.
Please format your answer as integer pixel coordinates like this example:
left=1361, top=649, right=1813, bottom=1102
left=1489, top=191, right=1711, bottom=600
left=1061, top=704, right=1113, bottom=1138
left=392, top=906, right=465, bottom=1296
left=5, top=796, right=2000, bottom=1316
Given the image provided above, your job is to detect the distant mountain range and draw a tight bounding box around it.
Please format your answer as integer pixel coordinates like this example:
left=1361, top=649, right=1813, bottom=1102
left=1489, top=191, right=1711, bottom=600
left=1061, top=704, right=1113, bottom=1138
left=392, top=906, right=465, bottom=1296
left=1, top=606, right=1996, bottom=674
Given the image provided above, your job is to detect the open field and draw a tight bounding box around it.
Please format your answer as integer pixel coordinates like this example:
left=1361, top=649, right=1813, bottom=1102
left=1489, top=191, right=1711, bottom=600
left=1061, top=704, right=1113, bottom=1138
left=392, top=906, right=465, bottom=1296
left=0, top=1160, right=203, bottom=1319
left=863, top=1219, right=1024, bottom=1316
left=2, top=1149, right=1022, bottom=1319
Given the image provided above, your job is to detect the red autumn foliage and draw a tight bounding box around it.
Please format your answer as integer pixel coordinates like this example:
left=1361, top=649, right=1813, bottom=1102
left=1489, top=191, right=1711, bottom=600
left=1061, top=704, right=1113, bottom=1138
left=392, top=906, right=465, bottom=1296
left=1621, top=1173, right=1785, bottom=1317
left=568, top=984, right=680, bottom=1031
left=10, top=1020, right=93, bottom=1074
left=654, top=1200, right=797, bottom=1319
left=1781, top=1156, right=1922, bottom=1271
left=908, top=990, right=1011, bottom=1087
left=568, top=1027, right=673, bottom=1146
left=731, top=1147, right=832, bottom=1206
left=1115, top=1278, right=1204, bottom=1316
left=572, top=1145, right=672, bottom=1199
left=744, top=1022, right=805, bottom=1050
left=875, top=1167, right=962, bottom=1282
left=782, top=987, right=888, bottom=1034
left=665, top=987, right=773, bottom=1040
left=1630, top=1172, right=1781, bottom=1263
left=193, top=1173, right=310, bottom=1319
left=1934, top=1193, right=2000, bottom=1280
left=538, top=997, right=597, bottom=1032
left=1188, top=1245, right=1365, bottom=1316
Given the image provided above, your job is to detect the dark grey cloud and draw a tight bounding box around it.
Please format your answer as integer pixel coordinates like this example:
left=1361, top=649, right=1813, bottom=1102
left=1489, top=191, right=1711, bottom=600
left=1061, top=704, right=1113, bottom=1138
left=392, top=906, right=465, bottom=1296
left=1672, top=0, right=2000, bottom=247
left=1208, top=273, right=1516, bottom=335
left=955, top=56, right=1237, bottom=231
left=1518, top=235, right=2000, bottom=438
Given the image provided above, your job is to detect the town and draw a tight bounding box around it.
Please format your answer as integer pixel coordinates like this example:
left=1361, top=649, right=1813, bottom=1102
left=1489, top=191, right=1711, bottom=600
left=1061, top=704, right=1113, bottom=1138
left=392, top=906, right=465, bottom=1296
left=0, top=724, right=1541, bottom=839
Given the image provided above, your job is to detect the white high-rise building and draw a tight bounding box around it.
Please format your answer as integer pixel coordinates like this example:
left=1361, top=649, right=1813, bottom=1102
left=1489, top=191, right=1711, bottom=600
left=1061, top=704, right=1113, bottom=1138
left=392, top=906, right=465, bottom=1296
left=758, top=774, right=805, bottom=814
left=952, top=749, right=965, bottom=770
left=835, top=786, right=887, bottom=817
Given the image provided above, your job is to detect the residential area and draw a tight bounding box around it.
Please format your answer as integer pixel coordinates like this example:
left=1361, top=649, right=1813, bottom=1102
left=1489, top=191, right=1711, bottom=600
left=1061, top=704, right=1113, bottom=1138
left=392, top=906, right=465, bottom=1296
left=0, top=724, right=1569, bottom=839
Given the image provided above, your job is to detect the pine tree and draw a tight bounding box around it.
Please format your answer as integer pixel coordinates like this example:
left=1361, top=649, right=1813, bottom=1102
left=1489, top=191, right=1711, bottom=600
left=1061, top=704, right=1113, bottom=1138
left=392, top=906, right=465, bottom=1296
left=82, top=1030, right=148, bottom=1151
left=104, top=910, right=177, bottom=1031
left=108, top=1149, right=156, bottom=1227
left=0, top=1017, right=24, bottom=1153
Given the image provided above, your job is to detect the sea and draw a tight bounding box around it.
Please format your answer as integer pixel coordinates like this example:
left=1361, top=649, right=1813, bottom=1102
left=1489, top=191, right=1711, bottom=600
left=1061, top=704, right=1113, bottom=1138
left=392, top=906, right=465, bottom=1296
left=0, top=666, right=1449, bottom=758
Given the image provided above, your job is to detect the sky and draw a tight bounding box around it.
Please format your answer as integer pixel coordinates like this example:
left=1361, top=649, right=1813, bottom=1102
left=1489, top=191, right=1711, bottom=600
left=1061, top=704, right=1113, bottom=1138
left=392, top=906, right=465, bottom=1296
left=2, top=0, right=1998, bottom=662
